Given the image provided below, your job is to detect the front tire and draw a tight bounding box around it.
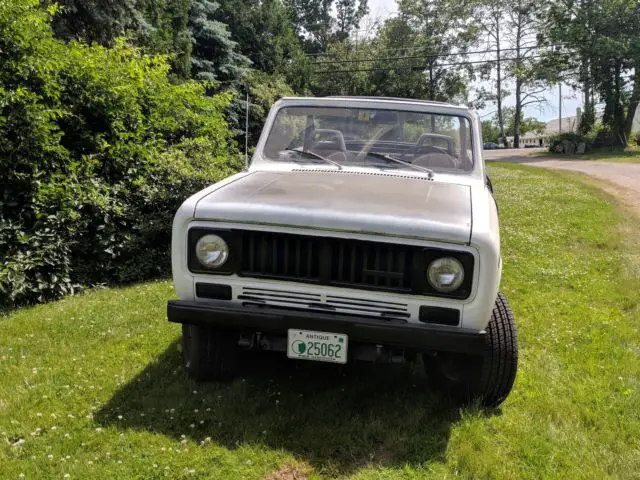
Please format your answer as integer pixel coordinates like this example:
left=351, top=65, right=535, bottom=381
left=181, top=324, right=239, bottom=381
left=423, top=292, right=518, bottom=407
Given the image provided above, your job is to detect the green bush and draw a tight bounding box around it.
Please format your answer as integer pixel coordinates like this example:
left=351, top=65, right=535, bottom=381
left=548, top=132, right=588, bottom=154
left=0, top=1, right=240, bottom=307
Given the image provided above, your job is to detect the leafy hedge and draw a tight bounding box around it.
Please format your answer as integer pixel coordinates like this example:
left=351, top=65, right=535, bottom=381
left=0, top=1, right=240, bottom=307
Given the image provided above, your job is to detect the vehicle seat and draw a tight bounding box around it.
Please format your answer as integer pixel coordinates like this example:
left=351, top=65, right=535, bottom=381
left=412, top=153, right=459, bottom=169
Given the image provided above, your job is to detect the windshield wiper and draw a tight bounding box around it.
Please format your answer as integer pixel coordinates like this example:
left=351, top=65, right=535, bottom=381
left=284, top=148, right=342, bottom=169
left=366, top=152, right=434, bottom=178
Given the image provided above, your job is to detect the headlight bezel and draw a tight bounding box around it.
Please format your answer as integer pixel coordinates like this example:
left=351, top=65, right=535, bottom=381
left=187, top=228, right=238, bottom=275
left=195, top=234, right=230, bottom=269
left=426, top=256, right=465, bottom=293
left=418, top=249, right=474, bottom=299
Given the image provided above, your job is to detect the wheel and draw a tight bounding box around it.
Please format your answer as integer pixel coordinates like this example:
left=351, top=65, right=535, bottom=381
left=181, top=324, right=239, bottom=381
left=423, top=292, right=518, bottom=407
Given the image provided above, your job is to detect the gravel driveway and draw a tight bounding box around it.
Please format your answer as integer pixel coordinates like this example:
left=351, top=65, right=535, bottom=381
left=485, top=149, right=640, bottom=217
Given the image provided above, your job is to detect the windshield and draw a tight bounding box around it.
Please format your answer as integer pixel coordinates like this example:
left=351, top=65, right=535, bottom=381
left=262, top=106, right=474, bottom=173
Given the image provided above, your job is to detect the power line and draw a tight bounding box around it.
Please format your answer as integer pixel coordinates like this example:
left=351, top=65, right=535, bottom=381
left=311, top=45, right=565, bottom=64
left=306, top=42, right=571, bottom=58
left=311, top=55, right=546, bottom=75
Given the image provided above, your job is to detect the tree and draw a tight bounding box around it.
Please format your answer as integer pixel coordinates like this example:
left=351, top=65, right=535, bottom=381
left=188, top=0, right=249, bottom=82
left=500, top=107, right=545, bottom=137
left=286, top=0, right=368, bottom=52
left=506, top=0, right=547, bottom=147
left=50, top=1, right=195, bottom=79
left=545, top=0, right=640, bottom=144
left=482, top=120, right=501, bottom=143
left=472, top=0, right=509, bottom=147
left=335, top=0, right=369, bottom=41
left=135, top=0, right=193, bottom=78
left=327, top=0, right=473, bottom=102
left=395, top=0, right=476, bottom=101
left=49, top=0, right=138, bottom=45
left=213, top=0, right=310, bottom=91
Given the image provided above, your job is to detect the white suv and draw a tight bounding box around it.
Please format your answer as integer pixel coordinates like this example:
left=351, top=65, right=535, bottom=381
left=168, top=96, right=518, bottom=407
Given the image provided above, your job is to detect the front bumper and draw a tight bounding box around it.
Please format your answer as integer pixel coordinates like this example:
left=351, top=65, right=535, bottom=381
left=167, top=300, right=486, bottom=355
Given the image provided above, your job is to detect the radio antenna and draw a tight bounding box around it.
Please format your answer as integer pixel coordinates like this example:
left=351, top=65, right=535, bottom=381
left=244, top=88, right=249, bottom=169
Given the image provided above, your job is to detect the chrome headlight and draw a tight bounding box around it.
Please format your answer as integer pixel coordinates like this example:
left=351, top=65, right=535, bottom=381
left=427, top=257, right=465, bottom=293
left=195, top=234, right=229, bottom=269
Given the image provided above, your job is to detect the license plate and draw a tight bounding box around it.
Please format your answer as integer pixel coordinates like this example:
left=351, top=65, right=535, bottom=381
left=287, top=329, right=348, bottom=364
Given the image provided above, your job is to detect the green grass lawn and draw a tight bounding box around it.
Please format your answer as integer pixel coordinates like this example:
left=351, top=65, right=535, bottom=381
left=536, top=147, right=640, bottom=163
left=2, top=164, right=640, bottom=479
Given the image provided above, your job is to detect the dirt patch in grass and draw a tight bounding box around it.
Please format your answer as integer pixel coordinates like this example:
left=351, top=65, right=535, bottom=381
left=263, top=464, right=309, bottom=480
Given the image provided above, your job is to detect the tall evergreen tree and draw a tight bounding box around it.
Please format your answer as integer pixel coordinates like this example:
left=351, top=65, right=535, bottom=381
left=214, top=0, right=304, bottom=77
left=188, top=0, right=249, bottom=82
left=135, top=0, right=192, bottom=78
left=50, top=0, right=138, bottom=45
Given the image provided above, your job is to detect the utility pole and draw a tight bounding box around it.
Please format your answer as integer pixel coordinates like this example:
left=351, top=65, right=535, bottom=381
left=559, top=82, right=562, bottom=133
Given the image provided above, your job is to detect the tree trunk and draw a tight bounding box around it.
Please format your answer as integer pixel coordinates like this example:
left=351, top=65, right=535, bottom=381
left=514, top=79, right=522, bottom=148
left=624, top=61, right=640, bottom=141
left=613, top=60, right=626, bottom=144
left=495, top=18, right=506, bottom=148
left=513, top=6, right=523, bottom=149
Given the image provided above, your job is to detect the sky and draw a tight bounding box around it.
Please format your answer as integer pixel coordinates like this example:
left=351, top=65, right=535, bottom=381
left=363, top=0, right=583, bottom=123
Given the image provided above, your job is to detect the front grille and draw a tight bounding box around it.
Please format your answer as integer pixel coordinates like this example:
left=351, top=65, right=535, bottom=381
left=330, top=241, right=411, bottom=291
left=238, top=287, right=410, bottom=318
left=239, top=230, right=413, bottom=293
left=241, top=231, right=321, bottom=281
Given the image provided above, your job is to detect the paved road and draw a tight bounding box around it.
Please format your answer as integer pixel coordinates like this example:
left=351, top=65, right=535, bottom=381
left=484, top=148, right=640, bottom=216
left=483, top=148, right=547, bottom=162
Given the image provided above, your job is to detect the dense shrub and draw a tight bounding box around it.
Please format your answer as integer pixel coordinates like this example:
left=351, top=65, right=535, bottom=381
left=548, top=132, right=589, bottom=154
left=0, top=1, right=240, bottom=307
left=590, top=124, right=625, bottom=149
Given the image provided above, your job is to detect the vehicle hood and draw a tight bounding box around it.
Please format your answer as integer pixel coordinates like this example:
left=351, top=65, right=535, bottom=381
left=194, top=170, right=472, bottom=244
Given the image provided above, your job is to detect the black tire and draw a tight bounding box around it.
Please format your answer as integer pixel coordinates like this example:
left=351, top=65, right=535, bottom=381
left=181, top=324, right=239, bottom=381
left=423, top=292, right=518, bottom=407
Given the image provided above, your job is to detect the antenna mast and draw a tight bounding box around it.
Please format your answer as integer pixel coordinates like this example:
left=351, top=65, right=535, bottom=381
left=244, top=88, right=249, bottom=169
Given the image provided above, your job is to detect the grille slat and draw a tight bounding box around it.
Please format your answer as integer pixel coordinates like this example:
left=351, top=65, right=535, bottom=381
left=239, top=231, right=413, bottom=293
left=295, top=239, right=301, bottom=277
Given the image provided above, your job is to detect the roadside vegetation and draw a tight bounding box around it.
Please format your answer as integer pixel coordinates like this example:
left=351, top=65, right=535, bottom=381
left=2, top=164, right=639, bottom=479
left=536, top=147, right=640, bottom=163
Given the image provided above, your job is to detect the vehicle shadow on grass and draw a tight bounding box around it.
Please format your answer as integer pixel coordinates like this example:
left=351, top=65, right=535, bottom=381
left=96, top=340, right=485, bottom=475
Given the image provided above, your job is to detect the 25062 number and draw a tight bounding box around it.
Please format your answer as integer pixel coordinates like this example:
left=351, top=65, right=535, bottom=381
left=305, top=341, right=342, bottom=358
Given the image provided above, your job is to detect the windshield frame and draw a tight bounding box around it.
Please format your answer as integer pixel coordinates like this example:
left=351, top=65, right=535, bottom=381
left=251, top=98, right=481, bottom=178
